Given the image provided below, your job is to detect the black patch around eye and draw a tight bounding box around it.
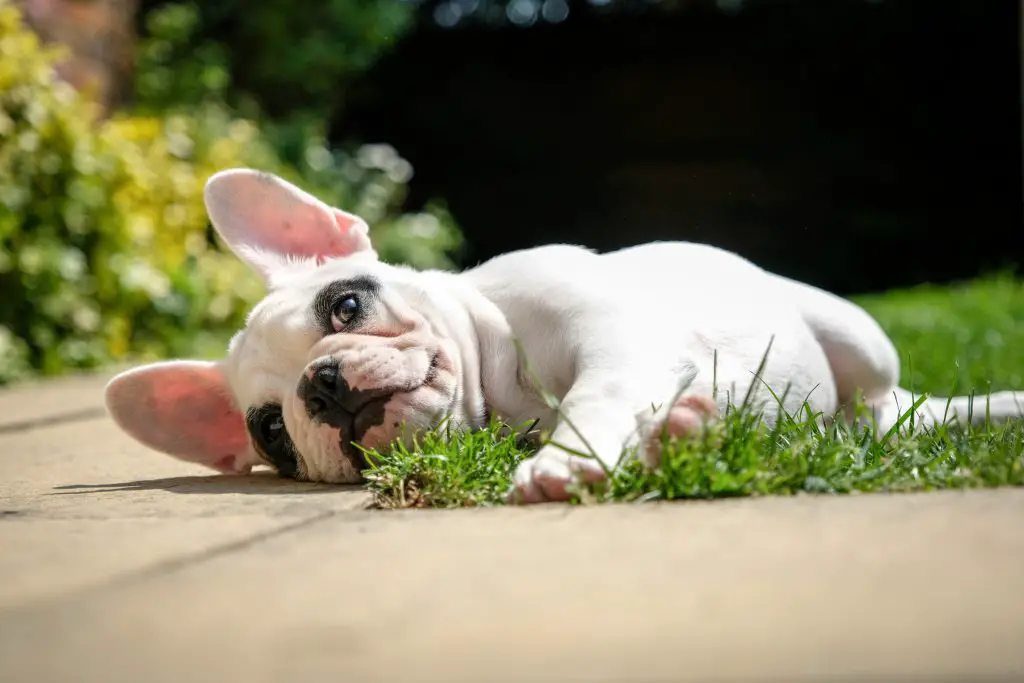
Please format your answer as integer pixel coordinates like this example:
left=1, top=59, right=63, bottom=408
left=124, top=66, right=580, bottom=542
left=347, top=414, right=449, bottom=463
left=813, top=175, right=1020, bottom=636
left=311, top=276, right=380, bottom=335
left=246, top=404, right=299, bottom=479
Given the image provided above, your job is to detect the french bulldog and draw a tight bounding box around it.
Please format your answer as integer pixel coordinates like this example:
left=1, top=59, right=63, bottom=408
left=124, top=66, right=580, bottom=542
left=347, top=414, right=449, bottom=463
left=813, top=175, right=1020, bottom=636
left=104, top=169, right=1024, bottom=503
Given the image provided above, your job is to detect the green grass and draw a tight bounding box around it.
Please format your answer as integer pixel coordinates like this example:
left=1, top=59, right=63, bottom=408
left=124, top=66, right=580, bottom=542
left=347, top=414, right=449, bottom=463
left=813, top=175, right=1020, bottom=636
left=361, top=274, right=1024, bottom=509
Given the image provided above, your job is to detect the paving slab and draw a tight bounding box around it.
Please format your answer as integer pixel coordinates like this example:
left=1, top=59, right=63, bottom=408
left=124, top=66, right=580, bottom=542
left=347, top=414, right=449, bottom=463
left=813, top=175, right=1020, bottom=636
left=3, top=487, right=1024, bottom=682
left=0, top=367, right=123, bottom=431
left=0, top=416, right=370, bottom=521
left=0, top=374, right=1023, bottom=683
left=0, top=381, right=370, bottom=608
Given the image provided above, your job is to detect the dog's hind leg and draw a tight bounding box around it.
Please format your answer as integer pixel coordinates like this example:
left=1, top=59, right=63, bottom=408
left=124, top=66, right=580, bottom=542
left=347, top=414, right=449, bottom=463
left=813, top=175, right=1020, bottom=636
left=770, top=274, right=901, bottom=407
left=772, top=274, right=1024, bottom=433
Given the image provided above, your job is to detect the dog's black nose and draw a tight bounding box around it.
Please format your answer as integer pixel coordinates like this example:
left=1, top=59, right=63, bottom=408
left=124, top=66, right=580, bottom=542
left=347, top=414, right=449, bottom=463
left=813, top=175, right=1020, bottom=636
left=300, top=362, right=342, bottom=419
left=313, top=364, right=338, bottom=393
left=298, top=359, right=394, bottom=431
left=297, top=359, right=396, bottom=449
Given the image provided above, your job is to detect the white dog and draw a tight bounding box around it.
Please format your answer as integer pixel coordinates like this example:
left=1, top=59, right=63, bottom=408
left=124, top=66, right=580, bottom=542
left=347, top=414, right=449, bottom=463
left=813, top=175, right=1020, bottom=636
left=104, top=169, right=1024, bottom=503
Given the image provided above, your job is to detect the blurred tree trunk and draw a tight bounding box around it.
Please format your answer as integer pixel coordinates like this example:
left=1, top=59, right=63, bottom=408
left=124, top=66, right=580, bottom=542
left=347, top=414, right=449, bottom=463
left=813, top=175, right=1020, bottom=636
left=15, top=0, right=137, bottom=115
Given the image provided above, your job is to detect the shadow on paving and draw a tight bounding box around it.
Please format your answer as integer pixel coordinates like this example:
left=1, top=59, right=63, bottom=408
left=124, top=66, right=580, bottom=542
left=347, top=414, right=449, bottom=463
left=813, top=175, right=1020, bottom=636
left=49, top=471, right=361, bottom=497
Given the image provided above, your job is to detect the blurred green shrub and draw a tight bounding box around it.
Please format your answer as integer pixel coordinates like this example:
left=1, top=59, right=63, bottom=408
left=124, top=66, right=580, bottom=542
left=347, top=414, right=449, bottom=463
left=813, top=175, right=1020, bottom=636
left=0, top=1, right=461, bottom=384
left=134, top=0, right=414, bottom=122
left=131, top=3, right=462, bottom=269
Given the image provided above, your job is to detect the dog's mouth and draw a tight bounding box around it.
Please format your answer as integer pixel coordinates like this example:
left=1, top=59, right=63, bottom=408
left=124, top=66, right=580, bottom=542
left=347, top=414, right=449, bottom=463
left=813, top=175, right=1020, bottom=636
left=337, top=395, right=392, bottom=467
left=303, top=352, right=443, bottom=469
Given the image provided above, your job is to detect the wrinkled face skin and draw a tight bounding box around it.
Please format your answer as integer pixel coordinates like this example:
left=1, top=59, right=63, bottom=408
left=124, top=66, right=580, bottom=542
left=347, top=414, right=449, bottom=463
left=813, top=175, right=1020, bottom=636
left=225, top=255, right=483, bottom=483
left=104, top=169, right=488, bottom=484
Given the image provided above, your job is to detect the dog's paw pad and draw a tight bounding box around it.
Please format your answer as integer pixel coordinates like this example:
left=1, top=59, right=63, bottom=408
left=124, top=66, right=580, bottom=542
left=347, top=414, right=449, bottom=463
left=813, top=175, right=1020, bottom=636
left=509, top=450, right=607, bottom=504
left=640, top=394, right=719, bottom=468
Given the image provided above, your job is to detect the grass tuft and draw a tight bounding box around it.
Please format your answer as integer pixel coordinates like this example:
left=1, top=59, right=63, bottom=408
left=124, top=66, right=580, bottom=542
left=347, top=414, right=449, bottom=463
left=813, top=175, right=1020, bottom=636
left=597, top=399, right=1023, bottom=503
left=361, top=274, right=1024, bottom=509
left=360, top=417, right=535, bottom=508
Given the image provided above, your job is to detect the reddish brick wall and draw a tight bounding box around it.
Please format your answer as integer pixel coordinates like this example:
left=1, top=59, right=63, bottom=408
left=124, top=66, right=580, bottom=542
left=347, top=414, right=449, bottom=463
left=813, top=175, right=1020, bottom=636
left=15, top=0, right=137, bottom=113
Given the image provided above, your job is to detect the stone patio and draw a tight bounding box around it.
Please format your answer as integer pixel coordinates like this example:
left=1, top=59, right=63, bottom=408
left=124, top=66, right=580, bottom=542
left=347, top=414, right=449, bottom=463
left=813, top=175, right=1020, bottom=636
left=1, top=370, right=1022, bottom=682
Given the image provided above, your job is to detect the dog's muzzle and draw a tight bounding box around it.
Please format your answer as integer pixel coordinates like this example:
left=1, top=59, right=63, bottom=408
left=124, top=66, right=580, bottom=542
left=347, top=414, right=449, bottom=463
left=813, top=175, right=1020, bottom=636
left=297, top=360, right=393, bottom=460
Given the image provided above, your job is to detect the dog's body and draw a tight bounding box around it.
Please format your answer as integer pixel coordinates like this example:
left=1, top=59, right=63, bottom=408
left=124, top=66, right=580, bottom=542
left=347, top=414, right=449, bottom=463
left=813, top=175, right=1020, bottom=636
left=105, top=170, right=1024, bottom=503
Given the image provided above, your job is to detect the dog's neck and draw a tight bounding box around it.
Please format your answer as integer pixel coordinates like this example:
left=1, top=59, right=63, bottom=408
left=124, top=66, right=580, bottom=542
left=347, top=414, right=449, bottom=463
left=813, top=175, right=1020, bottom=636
left=436, top=272, right=536, bottom=429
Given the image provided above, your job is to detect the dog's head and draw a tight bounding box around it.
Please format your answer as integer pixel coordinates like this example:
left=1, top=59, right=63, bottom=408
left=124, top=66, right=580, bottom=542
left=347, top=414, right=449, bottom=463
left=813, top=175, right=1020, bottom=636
left=104, top=169, right=486, bottom=483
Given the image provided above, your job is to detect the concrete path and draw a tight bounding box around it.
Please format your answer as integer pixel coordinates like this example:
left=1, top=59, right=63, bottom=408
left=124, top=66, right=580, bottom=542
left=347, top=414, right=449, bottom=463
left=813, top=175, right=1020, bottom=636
left=1, top=371, right=1022, bottom=682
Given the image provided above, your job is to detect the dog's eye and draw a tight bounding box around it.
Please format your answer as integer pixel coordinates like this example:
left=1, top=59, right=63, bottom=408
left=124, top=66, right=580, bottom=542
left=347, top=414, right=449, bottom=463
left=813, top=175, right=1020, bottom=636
left=331, top=295, right=360, bottom=328
left=259, top=409, right=286, bottom=446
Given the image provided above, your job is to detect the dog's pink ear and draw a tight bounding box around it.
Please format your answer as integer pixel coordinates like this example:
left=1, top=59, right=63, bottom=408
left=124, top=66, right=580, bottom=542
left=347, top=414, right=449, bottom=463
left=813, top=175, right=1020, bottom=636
left=203, top=168, right=377, bottom=282
left=104, top=360, right=254, bottom=474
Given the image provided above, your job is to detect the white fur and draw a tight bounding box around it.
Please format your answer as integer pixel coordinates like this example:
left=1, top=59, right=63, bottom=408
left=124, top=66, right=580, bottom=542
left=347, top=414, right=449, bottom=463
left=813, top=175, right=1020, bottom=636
left=104, top=169, right=1024, bottom=504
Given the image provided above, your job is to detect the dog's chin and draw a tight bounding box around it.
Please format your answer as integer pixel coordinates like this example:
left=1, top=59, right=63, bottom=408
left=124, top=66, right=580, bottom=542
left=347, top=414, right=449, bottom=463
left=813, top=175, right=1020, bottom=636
left=299, top=422, right=364, bottom=484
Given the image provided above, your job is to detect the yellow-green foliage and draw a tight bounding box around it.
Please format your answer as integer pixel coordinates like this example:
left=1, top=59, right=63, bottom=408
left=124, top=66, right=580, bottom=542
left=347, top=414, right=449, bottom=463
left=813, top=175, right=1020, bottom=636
left=0, top=1, right=461, bottom=384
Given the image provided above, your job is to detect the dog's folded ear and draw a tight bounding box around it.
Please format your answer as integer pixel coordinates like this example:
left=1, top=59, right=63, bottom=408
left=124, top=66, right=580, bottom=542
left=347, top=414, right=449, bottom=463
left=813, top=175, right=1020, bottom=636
left=203, top=168, right=378, bottom=283
left=104, top=360, right=255, bottom=474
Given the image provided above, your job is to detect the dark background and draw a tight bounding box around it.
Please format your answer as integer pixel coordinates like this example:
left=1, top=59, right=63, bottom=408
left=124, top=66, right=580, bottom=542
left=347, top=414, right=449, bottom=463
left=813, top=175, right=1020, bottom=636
left=6, top=0, right=1021, bottom=382
left=342, top=0, right=1023, bottom=295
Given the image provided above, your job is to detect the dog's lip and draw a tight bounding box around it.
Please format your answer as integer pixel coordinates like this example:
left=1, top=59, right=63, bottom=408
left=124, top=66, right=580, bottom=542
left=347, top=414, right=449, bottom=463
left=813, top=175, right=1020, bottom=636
left=340, top=441, right=370, bottom=472
left=339, top=351, right=441, bottom=471
left=337, top=397, right=389, bottom=463
left=311, top=349, right=442, bottom=475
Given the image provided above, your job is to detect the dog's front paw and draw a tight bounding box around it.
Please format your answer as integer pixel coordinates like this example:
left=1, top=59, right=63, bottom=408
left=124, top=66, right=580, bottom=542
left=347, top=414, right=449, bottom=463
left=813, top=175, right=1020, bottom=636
left=639, top=394, right=719, bottom=468
left=509, top=448, right=608, bottom=504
